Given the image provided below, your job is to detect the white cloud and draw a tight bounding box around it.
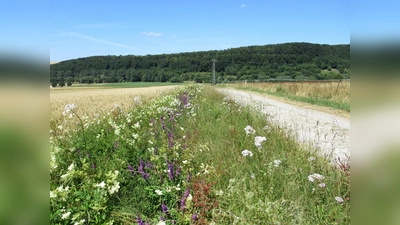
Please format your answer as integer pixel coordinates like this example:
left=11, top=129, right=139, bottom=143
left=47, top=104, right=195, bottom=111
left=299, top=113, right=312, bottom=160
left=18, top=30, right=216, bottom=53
left=241, top=4, right=246, bottom=8
left=142, top=31, right=162, bottom=37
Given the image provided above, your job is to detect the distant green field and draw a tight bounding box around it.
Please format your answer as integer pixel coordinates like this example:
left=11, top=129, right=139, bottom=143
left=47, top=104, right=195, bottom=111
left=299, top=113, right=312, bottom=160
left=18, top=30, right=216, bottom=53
left=69, top=82, right=182, bottom=89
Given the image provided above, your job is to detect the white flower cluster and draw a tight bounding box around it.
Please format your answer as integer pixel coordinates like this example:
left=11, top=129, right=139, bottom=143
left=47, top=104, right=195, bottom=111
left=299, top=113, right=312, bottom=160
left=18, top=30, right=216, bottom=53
left=106, top=170, right=120, bottom=195
left=108, top=120, right=121, bottom=136
left=241, top=149, right=253, bottom=157
left=61, top=211, right=71, bottom=220
left=194, top=163, right=214, bottom=176
left=307, top=173, right=325, bottom=182
left=309, top=173, right=327, bottom=193
left=254, top=136, right=267, bottom=149
left=244, top=125, right=256, bottom=136
left=273, top=159, right=282, bottom=167
left=73, top=219, right=86, bottom=225
left=60, top=163, right=75, bottom=180
left=62, top=103, right=76, bottom=116
left=95, top=181, right=106, bottom=188
left=134, top=96, right=141, bottom=104
left=50, top=145, right=60, bottom=172
left=335, top=196, right=344, bottom=203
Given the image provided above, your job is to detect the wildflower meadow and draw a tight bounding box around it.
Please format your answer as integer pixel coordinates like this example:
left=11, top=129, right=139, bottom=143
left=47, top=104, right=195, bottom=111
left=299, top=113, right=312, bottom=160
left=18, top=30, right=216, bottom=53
left=50, top=84, right=350, bottom=224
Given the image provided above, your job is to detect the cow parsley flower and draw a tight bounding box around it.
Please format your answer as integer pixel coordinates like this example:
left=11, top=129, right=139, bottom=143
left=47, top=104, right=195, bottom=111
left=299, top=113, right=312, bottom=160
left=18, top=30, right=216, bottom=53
left=95, top=181, right=106, bottom=188
left=155, top=190, right=163, bottom=195
left=244, top=125, right=256, bottom=135
left=61, top=211, right=71, bottom=220
left=108, top=181, right=120, bottom=195
left=62, top=103, right=76, bottom=116
left=308, top=173, right=325, bottom=182
left=319, top=182, right=326, bottom=188
left=68, top=163, right=74, bottom=171
left=335, top=196, right=344, bottom=203
left=308, top=156, right=316, bottom=162
left=254, top=136, right=267, bottom=149
left=241, top=150, right=253, bottom=157
left=74, top=219, right=85, bottom=225
left=273, top=159, right=282, bottom=167
left=134, top=96, right=141, bottom=104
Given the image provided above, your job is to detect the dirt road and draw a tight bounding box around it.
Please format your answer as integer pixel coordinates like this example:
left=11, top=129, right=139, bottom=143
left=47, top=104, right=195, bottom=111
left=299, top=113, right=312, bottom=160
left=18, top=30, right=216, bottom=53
left=219, top=88, right=350, bottom=164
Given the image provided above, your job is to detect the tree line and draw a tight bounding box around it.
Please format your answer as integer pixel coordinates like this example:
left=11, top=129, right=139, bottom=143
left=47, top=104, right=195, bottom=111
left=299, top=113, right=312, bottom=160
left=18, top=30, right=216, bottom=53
left=50, top=42, right=350, bottom=86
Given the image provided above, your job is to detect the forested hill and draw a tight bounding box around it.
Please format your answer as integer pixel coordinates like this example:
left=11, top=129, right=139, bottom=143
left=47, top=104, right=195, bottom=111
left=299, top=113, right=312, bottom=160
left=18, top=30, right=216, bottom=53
left=50, top=42, right=350, bottom=86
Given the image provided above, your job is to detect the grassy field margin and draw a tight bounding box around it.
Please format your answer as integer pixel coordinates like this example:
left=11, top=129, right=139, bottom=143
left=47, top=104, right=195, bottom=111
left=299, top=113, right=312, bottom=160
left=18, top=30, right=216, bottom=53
left=50, top=84, right=350, bottom=224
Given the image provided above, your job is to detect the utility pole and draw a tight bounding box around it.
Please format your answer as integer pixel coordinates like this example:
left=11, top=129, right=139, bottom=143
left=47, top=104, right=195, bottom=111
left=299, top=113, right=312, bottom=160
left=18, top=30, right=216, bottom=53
left=212, top=59, right=216, bottom=85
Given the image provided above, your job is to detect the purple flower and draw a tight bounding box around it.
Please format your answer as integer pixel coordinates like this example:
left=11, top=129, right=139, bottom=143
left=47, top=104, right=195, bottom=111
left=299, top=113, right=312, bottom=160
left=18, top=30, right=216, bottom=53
left=161, top=202, right=169, bottom=215
left=137, top=160, right=150, bottom=180
left=91, top=162, right=95, bottom=169
left=191, top=214, right=197, bottom=221
left=161, top=116, right=165, bottom=130
left=138, top=160, right=145, bottom=173
left=168, top=162, right=174, bottom=181
left=184, top=187, right=190, bottom=198
left=182, top=95, right=188, bottom=106
left=128, top=164, right=135, bottom=176
left=168, top=131, right=173, bottom=148
left=160, top=216, right=165, bottom=221
left=180, top=187, right=190, bottom=209
left=136, top=216, right=144, bottom=225
left=175, top=166, right=181, bottom=177
left=187, top=173, right=191, bottom=182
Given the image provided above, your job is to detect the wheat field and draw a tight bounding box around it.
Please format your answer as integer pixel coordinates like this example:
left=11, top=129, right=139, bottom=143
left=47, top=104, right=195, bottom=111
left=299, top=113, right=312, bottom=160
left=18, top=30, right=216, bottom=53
left=50, top=86, right=178, bottom=122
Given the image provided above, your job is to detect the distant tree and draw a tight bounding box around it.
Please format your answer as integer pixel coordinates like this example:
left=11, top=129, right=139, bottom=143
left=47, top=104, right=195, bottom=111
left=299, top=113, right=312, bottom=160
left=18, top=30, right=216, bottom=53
left=51, top=80, right=58, bottom=87
left=66, top=77, right=73, bottom=86
left=59, top=80, right=65, bottom=87
left=50, top=43, right=349, bottom=84
left=158, top=69, right=167, bottom=82
left=169, top=76, right=182, bottom=83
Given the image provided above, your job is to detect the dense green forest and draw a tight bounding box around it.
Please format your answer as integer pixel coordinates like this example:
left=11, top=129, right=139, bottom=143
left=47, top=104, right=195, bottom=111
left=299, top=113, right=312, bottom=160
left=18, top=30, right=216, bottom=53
left=50, top=42, right=350, bottom=86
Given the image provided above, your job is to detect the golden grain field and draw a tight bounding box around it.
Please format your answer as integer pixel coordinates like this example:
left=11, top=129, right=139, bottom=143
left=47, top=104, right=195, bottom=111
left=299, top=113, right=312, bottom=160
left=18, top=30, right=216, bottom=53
left=50, top=86, right=178, bottom=122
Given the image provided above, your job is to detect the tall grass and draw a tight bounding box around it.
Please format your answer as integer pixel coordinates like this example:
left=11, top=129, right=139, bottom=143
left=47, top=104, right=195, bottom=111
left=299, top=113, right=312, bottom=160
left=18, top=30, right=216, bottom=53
left=50, top=85, right=350, bottom=224
left=224, top=81, right=350, bottom=112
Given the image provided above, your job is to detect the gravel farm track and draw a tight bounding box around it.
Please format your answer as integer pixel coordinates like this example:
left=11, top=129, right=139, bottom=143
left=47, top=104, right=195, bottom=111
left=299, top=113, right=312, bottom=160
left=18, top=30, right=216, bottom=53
left=219, top=88, right=350, bottom=164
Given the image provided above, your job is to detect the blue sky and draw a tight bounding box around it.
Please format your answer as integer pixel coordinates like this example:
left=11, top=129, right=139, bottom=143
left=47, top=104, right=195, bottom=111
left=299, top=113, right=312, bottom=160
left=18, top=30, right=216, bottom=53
left=49, top=0, right=351, bottom=62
